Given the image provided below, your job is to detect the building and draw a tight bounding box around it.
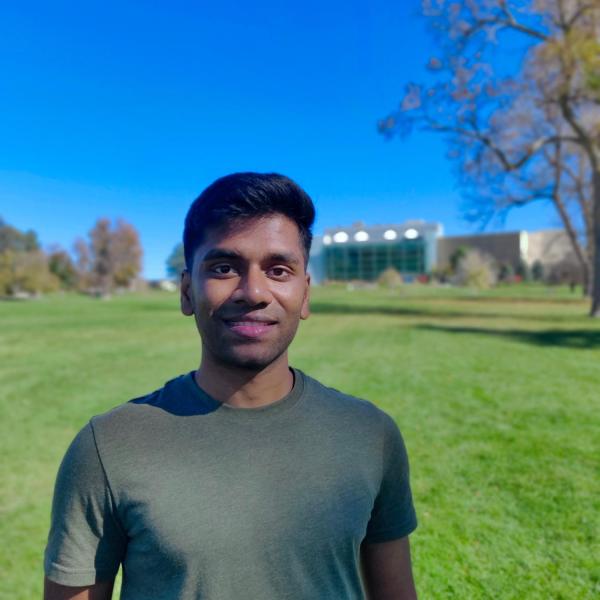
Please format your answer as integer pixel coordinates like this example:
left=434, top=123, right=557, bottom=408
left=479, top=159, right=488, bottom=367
left=308, top=221, right=442, bottom=284
left=523, top=230, right=583, bottom=283
left=308, top=223, right=582, bottom=284
left=437, top=231, right=523, bottom=271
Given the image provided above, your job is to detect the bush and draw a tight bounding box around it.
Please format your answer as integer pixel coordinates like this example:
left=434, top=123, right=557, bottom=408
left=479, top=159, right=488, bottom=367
left=449, top=245, right=469, bottom=273
left=48, top=249, right=78, bottom=290
left=531, top=260, right=544, bottom=282
left=498, top=263, right=514, bottom=282
left=377, top=267, right=404, bottom=288
left=0, top=250, right=59, bottom=296
left=454, top=249, right=497, bottom=289
left=515, top=259, right=530, bottom=282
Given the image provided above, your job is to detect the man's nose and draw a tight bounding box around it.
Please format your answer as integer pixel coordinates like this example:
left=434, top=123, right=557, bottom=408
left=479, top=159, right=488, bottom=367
left=231, top=266, right=273, bottom=306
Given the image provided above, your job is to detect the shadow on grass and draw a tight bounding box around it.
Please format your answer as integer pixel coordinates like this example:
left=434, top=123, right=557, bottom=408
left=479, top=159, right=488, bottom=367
left=448, top=295, right=585, bottom=305
left=416, top=324, right=600, bottom=348
left=309, top=302, right=582, bottom=323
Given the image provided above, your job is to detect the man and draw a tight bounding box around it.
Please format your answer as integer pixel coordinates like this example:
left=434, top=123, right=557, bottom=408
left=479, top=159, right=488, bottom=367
left=44, top=172, right=418, bottom=600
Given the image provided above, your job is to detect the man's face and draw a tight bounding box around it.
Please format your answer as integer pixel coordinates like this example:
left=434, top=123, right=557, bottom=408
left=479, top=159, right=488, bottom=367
left=180, top=214, right=310, bottom=371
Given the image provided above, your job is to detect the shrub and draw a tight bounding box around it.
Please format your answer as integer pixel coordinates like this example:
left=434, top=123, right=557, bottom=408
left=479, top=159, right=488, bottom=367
left=515, top=259, right=530, bottom=282
left=48, top=249, right=78, bottom=289
left=377, top=267, right=404, bottom=288
left=531, top=260, right=544, bottom=282
left=454, top=249, right=497, bottom=289
left=498, top=263, right=514, bottom=282
left=449, top=245, right=468, bottom=273
left=0, top=250, right=59, bottom=297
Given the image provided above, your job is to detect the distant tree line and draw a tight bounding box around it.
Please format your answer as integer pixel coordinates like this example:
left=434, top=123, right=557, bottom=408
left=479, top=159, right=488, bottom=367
left=0, top=217, right=142, bottom=298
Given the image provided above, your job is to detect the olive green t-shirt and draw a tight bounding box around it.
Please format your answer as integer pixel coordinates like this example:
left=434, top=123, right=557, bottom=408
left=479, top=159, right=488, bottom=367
left=45, top=369, right=417, bottom=599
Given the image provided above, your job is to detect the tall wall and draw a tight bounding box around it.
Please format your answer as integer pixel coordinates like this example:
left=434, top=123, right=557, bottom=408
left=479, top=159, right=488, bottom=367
left=437, top=232, right=522, bottom=270
left=524, top=230, right=583, bottom=283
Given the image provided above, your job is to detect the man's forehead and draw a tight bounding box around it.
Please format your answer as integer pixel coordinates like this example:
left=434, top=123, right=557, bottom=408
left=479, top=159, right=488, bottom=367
left=196, top=215, right=304, bottom=259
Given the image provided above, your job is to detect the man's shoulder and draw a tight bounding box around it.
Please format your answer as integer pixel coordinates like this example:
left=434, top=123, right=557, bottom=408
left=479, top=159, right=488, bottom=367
left=300, top=370, right=394, bottom=429
left=89, top=372, right=197, bottom=435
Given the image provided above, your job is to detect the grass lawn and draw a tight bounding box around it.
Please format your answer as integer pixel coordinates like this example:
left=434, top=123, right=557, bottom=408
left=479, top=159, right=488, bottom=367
left=1, top=284, right=598, bottom=599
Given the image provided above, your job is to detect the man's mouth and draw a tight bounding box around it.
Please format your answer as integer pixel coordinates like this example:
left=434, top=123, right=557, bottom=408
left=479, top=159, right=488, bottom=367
left=222, top=317, right=277, bottom=339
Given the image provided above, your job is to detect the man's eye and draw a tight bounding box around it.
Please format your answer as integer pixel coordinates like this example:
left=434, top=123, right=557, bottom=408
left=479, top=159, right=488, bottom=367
left=212, top=264, right=235, bottom=275
left=270, top=267, right=289, bottom=278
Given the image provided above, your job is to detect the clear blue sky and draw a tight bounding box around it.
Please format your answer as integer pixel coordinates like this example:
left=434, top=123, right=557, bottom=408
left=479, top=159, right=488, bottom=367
left=0, top=0, right=557, bottom=279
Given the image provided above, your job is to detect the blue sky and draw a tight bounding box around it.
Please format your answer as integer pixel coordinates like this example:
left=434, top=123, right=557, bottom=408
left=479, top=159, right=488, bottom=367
left=0, top=0, right=558, bottom=278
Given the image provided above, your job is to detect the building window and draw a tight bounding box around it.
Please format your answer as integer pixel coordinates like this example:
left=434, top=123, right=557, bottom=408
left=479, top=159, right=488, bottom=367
left=324, top=239, right=426, bottom=281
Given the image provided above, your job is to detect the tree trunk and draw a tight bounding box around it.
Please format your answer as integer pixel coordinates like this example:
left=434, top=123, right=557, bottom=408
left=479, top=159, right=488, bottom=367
left=581, top=262, right=590, bottom=298
left=590, top=169, right=600, bottom=317
left=552, top=183, right=590, bottom=298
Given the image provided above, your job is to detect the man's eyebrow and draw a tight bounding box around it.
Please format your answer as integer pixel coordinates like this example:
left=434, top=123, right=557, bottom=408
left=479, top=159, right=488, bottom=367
left=200, top=249, right=302, bottom=265
left=267, top=252, right=301, bottom=265
left=200, top=248, right=242, bottom=262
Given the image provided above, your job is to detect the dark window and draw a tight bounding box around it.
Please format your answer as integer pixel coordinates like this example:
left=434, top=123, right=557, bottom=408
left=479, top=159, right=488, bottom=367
left=324, top=240, right=426, bottom=281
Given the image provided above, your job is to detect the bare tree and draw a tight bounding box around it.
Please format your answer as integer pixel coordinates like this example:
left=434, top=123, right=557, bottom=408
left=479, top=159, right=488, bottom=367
left=82, top=218, right=143, bottom=296
left=89, top=218, right=114, bottom=296
left=73, top=237, right=91, bottom=292
left=379, top=0, right=600, bottom=316
left=112, top=219, right=143, bottom=288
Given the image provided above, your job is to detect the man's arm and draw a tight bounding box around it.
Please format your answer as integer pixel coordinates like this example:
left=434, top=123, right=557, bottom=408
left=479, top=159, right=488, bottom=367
left=360, top=536, right=417, bottom=600
left=43, top=577, right=115, bottom=600
left=44, top=424, right=125, bottom=596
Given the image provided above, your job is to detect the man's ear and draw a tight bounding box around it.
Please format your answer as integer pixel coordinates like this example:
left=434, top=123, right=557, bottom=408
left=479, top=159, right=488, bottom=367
left=180, top=269, right=194, bottom=316
left=300, top=273, right=310, bottom=320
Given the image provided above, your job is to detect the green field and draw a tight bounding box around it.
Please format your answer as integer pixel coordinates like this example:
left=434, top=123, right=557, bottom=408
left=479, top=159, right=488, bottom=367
left=1, top=285, right=599, bottom=599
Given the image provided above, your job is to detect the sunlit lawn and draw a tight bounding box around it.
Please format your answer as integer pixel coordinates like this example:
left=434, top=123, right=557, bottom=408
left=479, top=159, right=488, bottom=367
left=1, top=284, right=598, bottom=599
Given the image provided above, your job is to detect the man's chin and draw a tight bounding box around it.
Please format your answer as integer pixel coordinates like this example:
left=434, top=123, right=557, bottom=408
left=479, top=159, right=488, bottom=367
left=217, top=349, right=286, bottom=372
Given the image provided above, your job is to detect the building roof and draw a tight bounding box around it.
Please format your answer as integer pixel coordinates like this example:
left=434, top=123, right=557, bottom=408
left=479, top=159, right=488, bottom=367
left=322, top=220, right=442, bottom=245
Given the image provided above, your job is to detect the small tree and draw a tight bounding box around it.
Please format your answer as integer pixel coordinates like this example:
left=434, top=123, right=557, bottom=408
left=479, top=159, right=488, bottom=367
left=0, top=249, right=59, bottom=296
left=532, top=260, right=545, bottom=281
left=454, top=249, right=497, bottom=290
left=82, top=218, right=143, bottom=296
left=0, top=250, right=14, bottom=295
left=0, top=220, right=58, bottom=297
left=377, top=267, right=404, bottom=288
left=73, top=237, right=91, bottom=291
left=48, top=247, right=78, bottom=289
left=166, top=242, right=186, bottom=280
left=89, top=219, right=114, bottom=296
left=449, top=246, right=468, bottom=274
left=111, top=219, right=143, bottom=288
left=498, top=262, right=515, bottom=283
left=515, top=259, right=530, bottom=282
left=13, top=251, right=59, bottom=294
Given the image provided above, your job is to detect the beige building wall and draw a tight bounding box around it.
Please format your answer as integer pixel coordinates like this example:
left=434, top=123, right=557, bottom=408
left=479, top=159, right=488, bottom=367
left=523, top=230, right=583, bottom=282
left=437, top=231, right=522, bottom=270
left=436, top=229, right=583, bottom=282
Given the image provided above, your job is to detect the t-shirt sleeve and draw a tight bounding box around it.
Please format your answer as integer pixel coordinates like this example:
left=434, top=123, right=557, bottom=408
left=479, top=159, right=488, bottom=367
left=363, top=414, right=417, bottom=543
left=44, top=422, right=126, bottom=586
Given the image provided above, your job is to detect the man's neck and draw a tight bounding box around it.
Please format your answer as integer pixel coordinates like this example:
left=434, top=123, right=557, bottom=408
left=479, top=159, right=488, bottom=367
left=195, top=353, right=294, bottom=408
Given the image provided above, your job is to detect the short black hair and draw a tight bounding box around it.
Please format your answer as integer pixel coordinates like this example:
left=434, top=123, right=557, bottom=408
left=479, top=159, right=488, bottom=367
left=183, top=172, right=315, bottom=270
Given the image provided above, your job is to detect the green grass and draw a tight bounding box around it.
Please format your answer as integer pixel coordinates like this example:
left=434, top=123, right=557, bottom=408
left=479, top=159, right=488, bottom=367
left=1, top=285, right=599, bottom=599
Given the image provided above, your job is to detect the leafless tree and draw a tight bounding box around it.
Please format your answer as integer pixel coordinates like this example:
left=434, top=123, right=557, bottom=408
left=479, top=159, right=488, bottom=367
left=89, top=218, right=114, bottom=296
left=111, top=219, right=143, bottom=289
left=83, top=218, right=143, bottom=296
left=379, top=0, right=600, bottom=316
